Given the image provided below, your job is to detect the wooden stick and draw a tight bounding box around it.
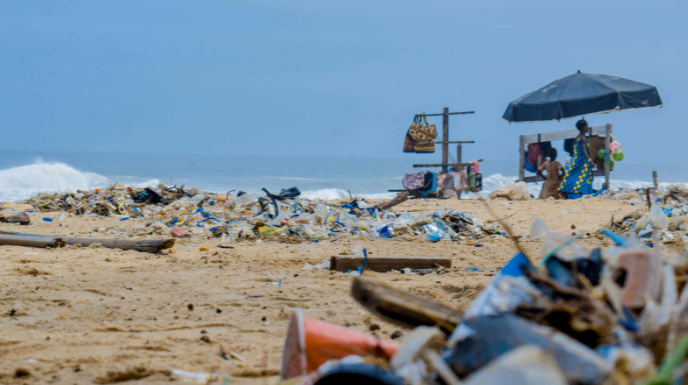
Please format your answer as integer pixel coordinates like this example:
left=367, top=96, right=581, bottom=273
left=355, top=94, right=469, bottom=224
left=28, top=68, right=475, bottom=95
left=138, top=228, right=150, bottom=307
left=351, top=277, right=462, bottom=334
left=373, top=191, right=409, bottom=212
left=654, top=171, right=659, bottom=191
left=480, top=199, right=530, bottom=260
left=331, top=255, right=450, bottom=273
left=0, top=230, right=174, bottom=252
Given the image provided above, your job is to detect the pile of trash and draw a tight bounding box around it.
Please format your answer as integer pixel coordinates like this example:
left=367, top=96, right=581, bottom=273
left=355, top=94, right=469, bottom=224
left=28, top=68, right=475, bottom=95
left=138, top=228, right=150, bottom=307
left=609, top=185, right=688, bottom=245
left=21, top=184, right=505, bottom=243
left=278, top=219, right=688, bottom=385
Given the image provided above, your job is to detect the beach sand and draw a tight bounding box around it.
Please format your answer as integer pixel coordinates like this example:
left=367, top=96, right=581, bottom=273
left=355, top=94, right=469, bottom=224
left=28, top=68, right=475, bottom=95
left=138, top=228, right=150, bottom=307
left=0, top=196, right=677, bottom=384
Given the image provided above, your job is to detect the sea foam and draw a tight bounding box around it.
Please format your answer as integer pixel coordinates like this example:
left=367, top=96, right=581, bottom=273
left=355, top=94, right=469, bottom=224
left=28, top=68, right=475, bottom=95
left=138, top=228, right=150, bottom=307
left=0, top=161, right=108, bottom=202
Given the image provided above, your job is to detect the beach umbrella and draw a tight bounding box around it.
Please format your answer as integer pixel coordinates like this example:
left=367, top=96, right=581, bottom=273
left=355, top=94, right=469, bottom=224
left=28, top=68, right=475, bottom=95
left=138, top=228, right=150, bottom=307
left=502, top=71, right=663, bottom=123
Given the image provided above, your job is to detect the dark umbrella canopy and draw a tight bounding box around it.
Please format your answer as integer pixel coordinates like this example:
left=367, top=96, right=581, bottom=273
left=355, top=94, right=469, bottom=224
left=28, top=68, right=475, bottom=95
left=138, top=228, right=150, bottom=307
left=502, top=71, right=663, bottom=123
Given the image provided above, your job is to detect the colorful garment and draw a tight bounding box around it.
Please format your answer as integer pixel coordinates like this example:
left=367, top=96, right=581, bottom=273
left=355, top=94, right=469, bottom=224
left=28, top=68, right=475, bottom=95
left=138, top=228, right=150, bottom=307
left=468, top=160, right=481, bottom=174
left=454, top=170, right=469, bottom=192
left=419, top=172, right=437, bottom=196
left=559, top=136, right=593, bottom=195
left=402, top=172, right=424, bottom=190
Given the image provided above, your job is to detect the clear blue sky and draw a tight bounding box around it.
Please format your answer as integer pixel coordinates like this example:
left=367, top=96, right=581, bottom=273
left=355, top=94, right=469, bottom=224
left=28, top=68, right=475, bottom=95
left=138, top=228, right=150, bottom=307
left=0, top=0, right=685, bottom=162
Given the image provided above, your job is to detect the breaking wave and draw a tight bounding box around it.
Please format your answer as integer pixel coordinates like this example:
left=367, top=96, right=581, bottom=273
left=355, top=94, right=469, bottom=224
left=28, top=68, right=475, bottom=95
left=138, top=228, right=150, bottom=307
left=0, top=161, right=109, bottom=202
left=1, top=161, right=683, bottom=203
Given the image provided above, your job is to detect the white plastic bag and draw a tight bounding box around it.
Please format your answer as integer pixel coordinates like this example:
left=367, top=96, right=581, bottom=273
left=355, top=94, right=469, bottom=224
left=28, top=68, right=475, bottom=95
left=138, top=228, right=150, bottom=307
left=489, top=182, right=530, bottom=201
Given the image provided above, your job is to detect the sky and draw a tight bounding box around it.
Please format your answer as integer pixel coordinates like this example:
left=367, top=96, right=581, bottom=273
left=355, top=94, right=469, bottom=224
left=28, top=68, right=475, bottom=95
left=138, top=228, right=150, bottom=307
left=0, top=0, right=685, bottom=163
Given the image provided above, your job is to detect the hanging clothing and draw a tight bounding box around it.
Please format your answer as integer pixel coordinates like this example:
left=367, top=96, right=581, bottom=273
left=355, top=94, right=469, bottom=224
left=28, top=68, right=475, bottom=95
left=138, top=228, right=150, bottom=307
left=402, top=172, right=425, bottom=190
left=563, top=138, right=575, bottom=157
left=468, top=160, right=481, bottom=174
left=559, top=136, right=593, bottom=195
left=523, top=151, right=538, bottom=173
left=419, top=172, right=437, bottom=196
left=539, top=141, right=552, bottom=159
left=465, top=172, right=477, bottom=193
left=588, top=135, right=615, bottom=170
left=538, top=161, right=564, bottom=199
left=441, top=172, right=456, bottom=191
left=527, top=144, right=544, bottom=167
left=454, top=170, right=469, bottom=192
left=437, top=173, right=447, bottom=191
left=474, top=173, right=483, bottom=192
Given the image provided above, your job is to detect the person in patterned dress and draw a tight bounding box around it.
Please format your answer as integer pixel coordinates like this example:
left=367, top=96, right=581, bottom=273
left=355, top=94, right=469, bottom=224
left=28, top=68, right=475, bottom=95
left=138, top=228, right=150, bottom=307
left=559, top=119, right=594, bottom=197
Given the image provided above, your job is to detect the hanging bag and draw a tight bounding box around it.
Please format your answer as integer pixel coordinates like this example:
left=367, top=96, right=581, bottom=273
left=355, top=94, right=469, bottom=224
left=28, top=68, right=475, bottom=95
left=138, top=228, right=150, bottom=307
left=403, top=130, right=416, bottom=153
left=408, top=115, right=425, bottom=142
left=412, top=114, right=437, bottom=153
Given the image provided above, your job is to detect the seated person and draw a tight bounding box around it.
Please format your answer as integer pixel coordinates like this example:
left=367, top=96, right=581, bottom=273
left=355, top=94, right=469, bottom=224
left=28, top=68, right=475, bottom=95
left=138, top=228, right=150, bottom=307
left=537, top=148, right=565, bottom=200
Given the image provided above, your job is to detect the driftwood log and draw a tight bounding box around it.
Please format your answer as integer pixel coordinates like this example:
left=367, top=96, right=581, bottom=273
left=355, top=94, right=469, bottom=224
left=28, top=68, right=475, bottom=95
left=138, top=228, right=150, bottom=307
left=331, top=255, right=450, bottom=273
left=0, top=230, right=174, bottom=253
left=0, top=234, right=65, bottom=248
left=0, top=211, right=31, bottom=225
left=373, top=191, right=409, bottom=212
left=352, top=277, right=462, bottom=334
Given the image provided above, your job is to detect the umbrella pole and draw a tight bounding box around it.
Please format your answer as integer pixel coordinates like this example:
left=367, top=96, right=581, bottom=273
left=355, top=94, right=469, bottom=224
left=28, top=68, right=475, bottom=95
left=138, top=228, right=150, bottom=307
left=518, top=135, right=526, bottom=182
left=441, top=108, right=449, bottom=173
left=605, top=124, right=611, bottom=190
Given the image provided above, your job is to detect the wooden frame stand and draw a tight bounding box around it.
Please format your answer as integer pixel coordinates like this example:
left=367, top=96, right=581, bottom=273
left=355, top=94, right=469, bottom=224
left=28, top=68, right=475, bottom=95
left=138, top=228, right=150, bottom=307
left=518, top=124, right=612, bottom=189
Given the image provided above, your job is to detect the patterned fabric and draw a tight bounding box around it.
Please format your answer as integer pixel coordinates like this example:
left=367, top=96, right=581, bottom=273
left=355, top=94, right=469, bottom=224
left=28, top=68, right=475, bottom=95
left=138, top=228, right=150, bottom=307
left=409, top=115, right=437, bottom=153
left=454, top=170, right=469, bottom=192
left=402, top=172, right=424, bottom=190
left=559, top=136, right=593, bottom=195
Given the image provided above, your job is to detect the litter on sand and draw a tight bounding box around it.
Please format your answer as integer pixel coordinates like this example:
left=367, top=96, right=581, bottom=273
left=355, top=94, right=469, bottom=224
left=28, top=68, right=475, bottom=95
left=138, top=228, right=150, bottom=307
left=276, top=212, right=688, bottom=385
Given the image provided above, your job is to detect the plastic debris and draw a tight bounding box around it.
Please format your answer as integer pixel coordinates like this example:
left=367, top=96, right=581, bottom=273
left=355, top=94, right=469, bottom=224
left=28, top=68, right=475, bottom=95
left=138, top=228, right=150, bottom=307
left=171, top=369, right=218, bottom=384
left=21, top=183, right=504, bottom=244
left=276, top=214, right=688, bottom=385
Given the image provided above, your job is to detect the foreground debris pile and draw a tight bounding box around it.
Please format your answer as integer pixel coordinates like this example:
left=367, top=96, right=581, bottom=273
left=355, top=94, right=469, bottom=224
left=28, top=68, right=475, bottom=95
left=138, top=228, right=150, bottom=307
left=23, top=184, right=505, bottom=243
left=279, top=218, right=688, bottom=385
left=608, top=184, right=688, bottom=246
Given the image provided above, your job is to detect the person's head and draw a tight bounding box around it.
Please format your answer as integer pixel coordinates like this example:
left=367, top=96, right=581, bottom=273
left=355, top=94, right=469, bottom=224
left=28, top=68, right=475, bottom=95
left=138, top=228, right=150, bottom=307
left=548, top=148, right=558, bottom=161
left=576, top=119, right=589, bottom=134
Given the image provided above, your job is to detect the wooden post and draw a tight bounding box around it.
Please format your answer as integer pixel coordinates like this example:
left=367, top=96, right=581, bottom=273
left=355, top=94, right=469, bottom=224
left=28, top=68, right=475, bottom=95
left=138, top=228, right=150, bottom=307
left=653, top=171, right=658, bottom=191
left=456, top=143, right=462, bottom=169
left=519, top=135, right=526, bottom=182
left=442, top=107, right=449, bottom=173
left=604, top=124, right=611, bottom=190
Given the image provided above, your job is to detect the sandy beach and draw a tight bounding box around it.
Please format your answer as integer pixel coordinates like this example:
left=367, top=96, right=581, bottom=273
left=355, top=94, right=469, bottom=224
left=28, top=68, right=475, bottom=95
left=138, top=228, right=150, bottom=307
left=0, top=194, right=674, bottom=384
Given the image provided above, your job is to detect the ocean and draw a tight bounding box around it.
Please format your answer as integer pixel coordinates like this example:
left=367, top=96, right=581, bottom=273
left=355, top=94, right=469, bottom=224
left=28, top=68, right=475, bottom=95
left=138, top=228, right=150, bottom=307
left=0, top=149, right=684, bottom=202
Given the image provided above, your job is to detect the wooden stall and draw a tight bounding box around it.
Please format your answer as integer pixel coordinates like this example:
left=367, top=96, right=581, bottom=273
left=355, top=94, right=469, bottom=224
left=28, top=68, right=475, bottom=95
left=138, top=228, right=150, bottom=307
left=518, top=123, right=613, bottom=189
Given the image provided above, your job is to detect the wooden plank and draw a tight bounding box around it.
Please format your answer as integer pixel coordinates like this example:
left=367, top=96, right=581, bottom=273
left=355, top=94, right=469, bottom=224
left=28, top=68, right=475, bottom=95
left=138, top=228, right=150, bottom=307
left=413, top=159, right=483, bottom=168
left=442, top=107, right=449, bottom=173
left=331, top=255, right=450, bottom=273
left=351, top=277, right=462, bottom=333
left=521, top=124, right=612, bottom=144
left=519, top=135, right=526, bottom=182
left=523, top=175, right=546, bottom=183
left=416, top=141, right=475, bottom=145
left=523, top=169, right=607, bottom=183
left=415, top=111, right=475, bottom=117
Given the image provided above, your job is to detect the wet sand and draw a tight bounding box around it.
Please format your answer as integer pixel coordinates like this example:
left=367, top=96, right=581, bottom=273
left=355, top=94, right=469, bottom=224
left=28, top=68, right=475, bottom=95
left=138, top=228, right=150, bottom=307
left=0, top=196, right=672, bottom=384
